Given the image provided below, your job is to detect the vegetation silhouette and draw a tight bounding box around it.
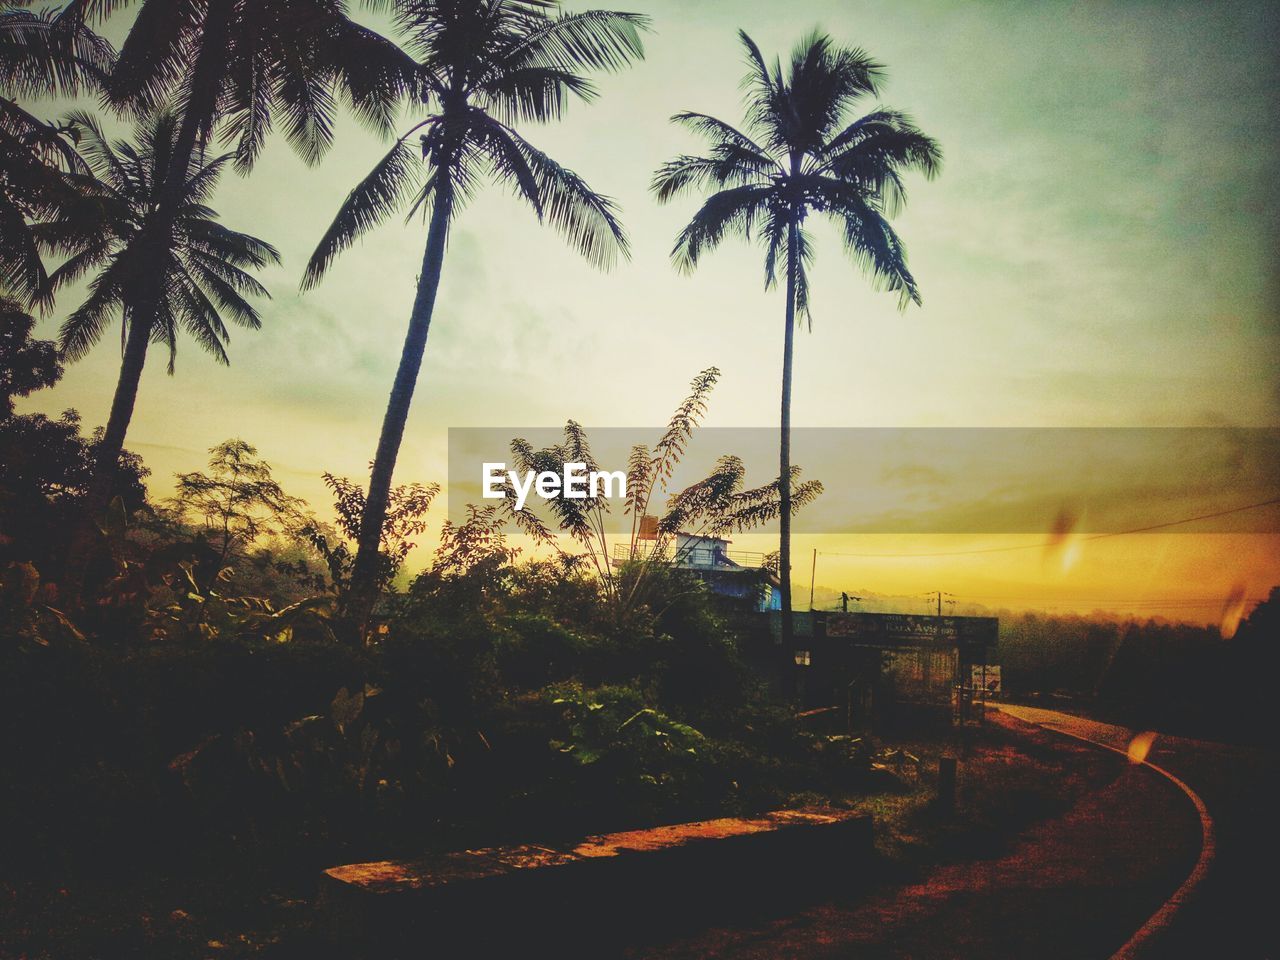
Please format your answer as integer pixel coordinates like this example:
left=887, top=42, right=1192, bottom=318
left=654, top=30, right=941, bottom=649
left=303, top=0, right=648, bottom=638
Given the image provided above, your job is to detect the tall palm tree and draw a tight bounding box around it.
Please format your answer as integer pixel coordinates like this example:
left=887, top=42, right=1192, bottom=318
left=652, top=31, right=941, bottom=649
left=0, top=4, right=114, bottom=300
left=38, top=110, right=279, bottom=559
left=54, top=0, right=414, bottom=598
left=303, top=0, right=647, bottom=633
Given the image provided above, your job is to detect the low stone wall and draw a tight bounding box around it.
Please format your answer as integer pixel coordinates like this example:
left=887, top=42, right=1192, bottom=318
left=320, top=808, right=873, bottom=951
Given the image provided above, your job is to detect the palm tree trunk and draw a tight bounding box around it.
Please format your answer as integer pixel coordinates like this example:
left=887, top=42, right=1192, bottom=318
left=345, top=192, right=454, bottom=639
left=62, top=315, right=150, bottom=595
left=63, top=0, right=232, bottom=607
left=158, top=0, right=231, bottom=211
left=779, top=219, right=798, bottom=652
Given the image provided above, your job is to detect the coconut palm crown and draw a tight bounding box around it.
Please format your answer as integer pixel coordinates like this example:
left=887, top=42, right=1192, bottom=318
left=652, top=30, right=941, bottom=646
left=44, top=110, right=279, bottom=373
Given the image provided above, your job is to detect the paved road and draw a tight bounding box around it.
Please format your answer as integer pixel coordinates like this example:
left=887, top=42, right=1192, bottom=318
left=626, top=709, right=1205, bottom=960
left=1000, top=704, right=1276, bottom=960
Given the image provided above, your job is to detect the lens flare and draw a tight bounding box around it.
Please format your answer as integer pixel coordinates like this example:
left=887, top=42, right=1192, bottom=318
left=1219, top=583, right=1248, bottom=639
left=1042, top=507, right=1083, bottom=576
left=1127, top=730, right=1157, bottom=764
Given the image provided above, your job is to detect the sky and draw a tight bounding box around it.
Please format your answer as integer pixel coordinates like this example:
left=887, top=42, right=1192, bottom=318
left=16, top=0, right=1280, bottom=622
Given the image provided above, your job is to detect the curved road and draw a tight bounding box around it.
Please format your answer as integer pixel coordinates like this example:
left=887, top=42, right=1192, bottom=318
left=626, top=705, right=1273, bottom=959
left=999, top=704, right=1275, bottom=960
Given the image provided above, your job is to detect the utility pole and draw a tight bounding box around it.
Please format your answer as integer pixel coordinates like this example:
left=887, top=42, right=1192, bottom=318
left=926, top=590, right=954, bottom=617
left=808, top=548, right=817, bottom=610
left=923, top=591, right=955, bottom=706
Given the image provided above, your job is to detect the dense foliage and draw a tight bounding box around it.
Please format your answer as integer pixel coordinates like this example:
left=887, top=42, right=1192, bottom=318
left=0, top=321, right=856, bottom=882
left=997, top=603, right=1280, bottom=743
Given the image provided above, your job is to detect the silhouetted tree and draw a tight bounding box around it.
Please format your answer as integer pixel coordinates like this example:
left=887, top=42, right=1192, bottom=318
left=653, top=30, right=940, bottom=648
left=54, top=0, right=415, bottom=599
left=0, top=297, right=61, bottom=415
left=39, top=111, right=278, bottom=589
left=303, top=0, right=647, bottom=637
left=0, top=4, right=113, bottom=299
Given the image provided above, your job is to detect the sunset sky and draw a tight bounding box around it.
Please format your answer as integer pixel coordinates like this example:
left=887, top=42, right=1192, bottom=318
left=17, top=0, right=1280, bottom=621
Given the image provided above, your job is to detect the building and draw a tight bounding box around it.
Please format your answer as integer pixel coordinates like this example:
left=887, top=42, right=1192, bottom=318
left=614, top=532, right=781, bottom=611
left=751, top=609, right=999, bottom=727
left=671, top=533, right=781, bottom=611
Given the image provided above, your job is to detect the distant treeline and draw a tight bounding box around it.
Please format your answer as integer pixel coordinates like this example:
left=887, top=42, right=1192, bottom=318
left=995, top=600, right=1278, bottom=744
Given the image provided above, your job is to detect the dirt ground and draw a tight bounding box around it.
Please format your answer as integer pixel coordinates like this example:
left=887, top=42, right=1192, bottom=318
left=621, top=711, right=1203, bottom=960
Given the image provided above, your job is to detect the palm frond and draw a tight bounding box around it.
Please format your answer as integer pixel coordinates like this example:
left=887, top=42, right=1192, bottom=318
left=670, top=111, right=774, bottom=158
left=819, top=111, right=942, bottom=177
left=470, top=116, right=541, bottom=213
left=185, top=218, right=281, bottom=269
left=58, top=253, right=128, bottom=361
left=782, top=30, right=881, bottom=149
left=222, top=57, right=274, bottom=171
left=186, top=247, right=270, bottom=299
left=670, top=184, right=773, bottom=273
left=273, top=48, right=338, bottom=167
left=814, top=181, right=919, bottom=309
left=324, top=13, right=420, bottom=135
left=184, top=256, right=265, bottom=329
left=478, top=65, right=594, bottom=123
left=63, top=109, right=131, bottom=186
left=42, top=240, right=112, bottom=295
left=652, top=148, right=777, bottom=203
left=0, top=6, right=114, bottom=98
left=172, top=265, right=232, bottom=362
left=303, top=133, right=423, bottom=288
left=498, top=9, right=648, bottom=75
left=108, top=0, right=202, bottom=112
left=0, top=200, right=50, bottom=302
left=511, top=131, right=628, bottom=269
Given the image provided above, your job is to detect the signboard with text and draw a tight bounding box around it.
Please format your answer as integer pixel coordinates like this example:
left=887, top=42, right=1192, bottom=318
left=824, top=612, right=998, bottom=651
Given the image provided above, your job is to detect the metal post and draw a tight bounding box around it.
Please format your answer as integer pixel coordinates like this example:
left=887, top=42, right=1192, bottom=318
left=808, top=548, right=817, bottom=610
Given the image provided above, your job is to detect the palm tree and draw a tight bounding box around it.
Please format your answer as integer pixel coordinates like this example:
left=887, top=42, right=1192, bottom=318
left=0, top=4, right=114, bottom=300
left=53, top=0, right=414, bottom=599
left=652, top=30, right=941, bottom=649
left=303, top=0, right=648, bottom=634
left=85, top=0, right=417, bottom=179
left=37, top=110, right=279, bottom=566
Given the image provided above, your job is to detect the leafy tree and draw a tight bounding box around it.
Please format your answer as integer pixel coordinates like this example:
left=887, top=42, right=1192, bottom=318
left=0, top=409, right=149, bottom=570
left=0, top=286, right=146, bottom=576
left=301, top=472, right=439, bottom=596
left=502, top=367, right=822, bottom=623
left=0, top=296, right=61, bottom=415
left=652, top=30, right=940, bottom=647
left=302, top=0, right=648, bottom=636
left=172, top=439, right=307, bottom=570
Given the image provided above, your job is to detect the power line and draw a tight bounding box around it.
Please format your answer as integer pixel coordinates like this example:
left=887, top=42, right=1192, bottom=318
left=818, top=496, right=1280, bottom=559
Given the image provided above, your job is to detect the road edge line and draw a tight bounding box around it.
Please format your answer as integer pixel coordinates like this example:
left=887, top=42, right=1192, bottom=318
left=1005, top=716, right=1216, bottom=960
